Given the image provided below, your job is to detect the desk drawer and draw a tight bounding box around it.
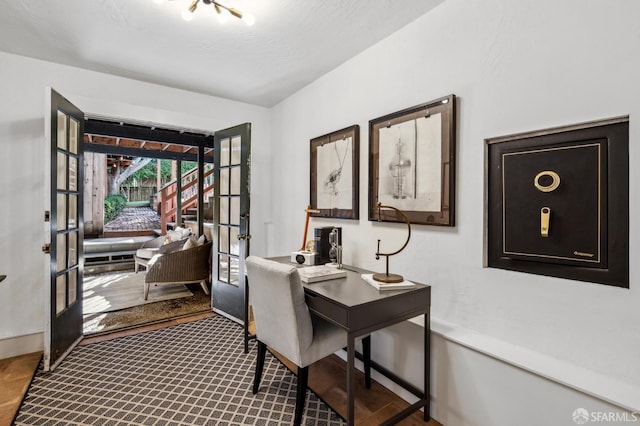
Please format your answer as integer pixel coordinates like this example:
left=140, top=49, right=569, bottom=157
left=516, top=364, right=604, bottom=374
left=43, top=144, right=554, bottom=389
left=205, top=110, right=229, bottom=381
left=305, top=293, right=348, bottom=328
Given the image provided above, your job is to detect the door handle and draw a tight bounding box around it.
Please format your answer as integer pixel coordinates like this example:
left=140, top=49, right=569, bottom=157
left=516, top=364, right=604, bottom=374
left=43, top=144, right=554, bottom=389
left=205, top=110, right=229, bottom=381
left=237, top=234, right=252, bottom=240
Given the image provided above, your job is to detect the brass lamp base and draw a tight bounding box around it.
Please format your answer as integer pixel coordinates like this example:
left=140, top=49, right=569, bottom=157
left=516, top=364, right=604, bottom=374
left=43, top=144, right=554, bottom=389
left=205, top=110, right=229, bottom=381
left=372, top=272, right=404, bottom=283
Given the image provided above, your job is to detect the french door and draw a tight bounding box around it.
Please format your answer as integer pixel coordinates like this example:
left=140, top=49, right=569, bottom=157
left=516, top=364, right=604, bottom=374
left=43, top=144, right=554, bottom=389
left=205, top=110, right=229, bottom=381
left=211, top=123, right=251, bottom=322
left=43, top=88, right=84, bottom=371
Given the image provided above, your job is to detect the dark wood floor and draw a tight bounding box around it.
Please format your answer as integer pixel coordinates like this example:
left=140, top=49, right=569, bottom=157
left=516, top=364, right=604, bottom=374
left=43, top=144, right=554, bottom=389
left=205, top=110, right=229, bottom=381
left=0, top=312, right=440, bottom=426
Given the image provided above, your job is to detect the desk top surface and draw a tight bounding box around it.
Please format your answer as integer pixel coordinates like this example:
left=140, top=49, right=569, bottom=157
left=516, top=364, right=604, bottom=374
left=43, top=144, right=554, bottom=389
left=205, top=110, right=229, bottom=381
left=269, top=256, right=430, bottom=309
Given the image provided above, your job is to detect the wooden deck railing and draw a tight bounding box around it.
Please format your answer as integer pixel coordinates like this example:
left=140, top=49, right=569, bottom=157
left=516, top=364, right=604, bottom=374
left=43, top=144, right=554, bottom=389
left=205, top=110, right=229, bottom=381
left=159, top=166, right=214, bottom=235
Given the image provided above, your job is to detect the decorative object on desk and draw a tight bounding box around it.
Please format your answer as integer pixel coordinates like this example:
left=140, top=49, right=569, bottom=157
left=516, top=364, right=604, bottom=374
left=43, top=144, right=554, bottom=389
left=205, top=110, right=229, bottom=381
left=314, top=226, right=340, bottom=265
left=310, top=125, right=359, bottom=219
left=291, top=250, right=316, bottom=265
left=328, top=227, right=343, bottom=268
left=292, top=205, right=320, bottom=263
left=298, top=205, right=320, bottom=251
left=297, top=265, right=347, bottom=283
left=373, top=203, right=411, bottom=283
left=369, top=94, right=456, bottom=226
left=486, top=116, right=629, bottom=288
left=361, top=273, right=416, bottom=291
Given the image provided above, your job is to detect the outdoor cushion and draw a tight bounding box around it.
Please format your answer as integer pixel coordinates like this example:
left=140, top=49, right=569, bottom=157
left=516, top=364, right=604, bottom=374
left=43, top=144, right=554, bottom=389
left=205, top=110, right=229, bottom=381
left=183, top=237, right=197, bottom=250
left=166, top=227, right=191, bottom=242
left=136, top=247, right=159, bottom=259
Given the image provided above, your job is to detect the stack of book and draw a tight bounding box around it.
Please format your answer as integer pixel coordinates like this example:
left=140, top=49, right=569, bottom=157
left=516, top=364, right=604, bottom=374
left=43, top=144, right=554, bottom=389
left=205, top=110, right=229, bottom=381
left=361, top=273, right=416, bottom=291
left=297, top=265, right=347, bottom=283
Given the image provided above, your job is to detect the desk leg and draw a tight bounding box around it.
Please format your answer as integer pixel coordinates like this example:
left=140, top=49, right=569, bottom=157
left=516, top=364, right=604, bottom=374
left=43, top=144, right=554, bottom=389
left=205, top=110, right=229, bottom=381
left=347, top=333, right=356, bottom=425
left=424, top=311, right=430, bottom=420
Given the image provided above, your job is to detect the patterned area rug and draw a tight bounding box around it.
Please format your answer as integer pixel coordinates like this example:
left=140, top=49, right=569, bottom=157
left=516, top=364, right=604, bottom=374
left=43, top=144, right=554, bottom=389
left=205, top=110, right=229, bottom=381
left=16, top=316, right=345, bottom=425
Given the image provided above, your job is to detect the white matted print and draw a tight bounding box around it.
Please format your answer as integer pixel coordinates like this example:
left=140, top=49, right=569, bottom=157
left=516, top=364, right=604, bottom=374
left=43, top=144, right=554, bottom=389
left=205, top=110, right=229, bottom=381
left=310, top=125, right=359, bottom=219
left=378, top=114, right=442, bottom=211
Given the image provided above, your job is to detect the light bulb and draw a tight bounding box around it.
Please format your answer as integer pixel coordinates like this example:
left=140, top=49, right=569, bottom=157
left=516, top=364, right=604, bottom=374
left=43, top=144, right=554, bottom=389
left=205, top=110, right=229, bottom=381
left=242, top=13, right=255, bottom=26
left=216, top=9, right=230, bottom=23
left=182, top=9, right=194, bottom=21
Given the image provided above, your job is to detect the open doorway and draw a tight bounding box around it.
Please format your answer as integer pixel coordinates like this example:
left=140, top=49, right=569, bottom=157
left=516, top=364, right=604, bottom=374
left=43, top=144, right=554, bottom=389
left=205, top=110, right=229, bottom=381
left=81, top=119, right=215, bottom=335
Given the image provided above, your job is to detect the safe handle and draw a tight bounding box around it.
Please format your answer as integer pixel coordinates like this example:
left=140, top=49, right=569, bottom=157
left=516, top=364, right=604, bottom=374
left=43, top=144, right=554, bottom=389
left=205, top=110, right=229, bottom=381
left=541, top=207, right=551, bottom=237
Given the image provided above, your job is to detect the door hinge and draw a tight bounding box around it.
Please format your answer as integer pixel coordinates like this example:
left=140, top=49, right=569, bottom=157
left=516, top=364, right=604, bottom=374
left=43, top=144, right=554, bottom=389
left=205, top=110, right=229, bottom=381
left=42, top=243, right=51, bottom=254
left=44, top=210, right=50, bottom=222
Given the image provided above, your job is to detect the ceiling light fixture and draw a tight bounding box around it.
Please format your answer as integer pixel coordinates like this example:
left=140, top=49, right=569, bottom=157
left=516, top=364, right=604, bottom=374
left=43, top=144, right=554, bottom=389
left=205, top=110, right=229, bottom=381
left=179, top=0, right=255, bottom=25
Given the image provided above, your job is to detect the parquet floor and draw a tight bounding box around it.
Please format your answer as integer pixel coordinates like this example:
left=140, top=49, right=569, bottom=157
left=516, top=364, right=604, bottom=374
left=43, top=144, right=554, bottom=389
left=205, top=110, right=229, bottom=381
left=0, top=312, right=440, bottom=426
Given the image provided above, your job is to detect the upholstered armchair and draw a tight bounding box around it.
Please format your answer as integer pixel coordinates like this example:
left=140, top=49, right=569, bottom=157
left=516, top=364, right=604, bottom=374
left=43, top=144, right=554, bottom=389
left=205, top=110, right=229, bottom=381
left=144, top=241, right=212, bottom=300
left=245, top=256, right=371, bottom=426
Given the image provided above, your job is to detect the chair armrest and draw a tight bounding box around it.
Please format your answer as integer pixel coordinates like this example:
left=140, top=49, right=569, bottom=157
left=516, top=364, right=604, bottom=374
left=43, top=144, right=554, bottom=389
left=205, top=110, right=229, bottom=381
left=140, top=235, right=167, bottom=249
left=158, top=238, right=187, bottom=254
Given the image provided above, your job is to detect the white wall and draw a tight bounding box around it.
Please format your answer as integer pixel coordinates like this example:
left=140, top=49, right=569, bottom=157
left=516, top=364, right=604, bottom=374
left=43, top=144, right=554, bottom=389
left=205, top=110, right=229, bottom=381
left=0, top=51, right=272, bottom=357
left=270, top=0, right=640, bottom=423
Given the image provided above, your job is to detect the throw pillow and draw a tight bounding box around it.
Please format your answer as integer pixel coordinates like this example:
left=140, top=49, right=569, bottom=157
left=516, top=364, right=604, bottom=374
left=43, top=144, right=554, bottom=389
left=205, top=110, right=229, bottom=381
left=182, top=236, right=197, bottom=250
left=197, top=234, right=207, bottom=246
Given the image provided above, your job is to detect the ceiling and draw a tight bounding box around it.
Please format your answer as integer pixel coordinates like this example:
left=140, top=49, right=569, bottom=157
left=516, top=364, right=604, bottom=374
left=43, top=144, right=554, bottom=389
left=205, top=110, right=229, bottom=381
left=0, top=0, right=444, bottom=107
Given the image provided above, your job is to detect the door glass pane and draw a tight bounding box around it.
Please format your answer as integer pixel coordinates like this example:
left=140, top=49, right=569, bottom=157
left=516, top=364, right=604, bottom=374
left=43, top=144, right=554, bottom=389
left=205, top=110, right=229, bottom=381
left=68, top=232, right=77, bottom=267
left=57, top=111, right=67, bottom=150
left=56, top=274, right=66, bottom=315
left=57, top=194, right=66, bottom=231
left=68, top=195, right=77, bottom=229
left=231, top=136, right=241, bottom=165
left=56, top=233, right=66, bottom=273
left=219, top=226, right=229, bottom=254
left=229, top=257, right=239, bottom=286
left=69, top=118, right=79, bottom=154
left=219, top=197, right=229, bottom=224
left=68, top=269, right=77, bottom=305
left=230, top=197, right=240, bottom=226
left=230, top=166, right=240, bottom=195
left=230, top=227, right=239, bottom=256
left=220, top=138, right=230, bottom=167
left=57, top=153, right=67, bottom=190
left=218, top=255, right=229, bottom=282
left=220, top=168, right=229, bottom=195
left=68, top=157, right=77, bottom=191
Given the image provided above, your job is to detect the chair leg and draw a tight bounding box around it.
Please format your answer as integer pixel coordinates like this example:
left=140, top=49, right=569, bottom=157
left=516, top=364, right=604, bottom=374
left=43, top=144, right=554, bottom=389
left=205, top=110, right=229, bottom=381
left=294, top=366, right=309, bottom=426
left=363, top=335, right=372, bottom=389
left=200, top=280, right=210, bottom=295
left=135, top=261, right=139, bottom=273
left=144, top=282, right=150, bottom=300
left=253, top=341, right=267, bottom=394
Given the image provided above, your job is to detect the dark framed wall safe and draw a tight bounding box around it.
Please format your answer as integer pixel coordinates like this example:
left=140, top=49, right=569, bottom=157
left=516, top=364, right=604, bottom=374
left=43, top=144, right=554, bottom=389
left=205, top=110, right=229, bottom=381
left=485, top=116, right=629, bottom=288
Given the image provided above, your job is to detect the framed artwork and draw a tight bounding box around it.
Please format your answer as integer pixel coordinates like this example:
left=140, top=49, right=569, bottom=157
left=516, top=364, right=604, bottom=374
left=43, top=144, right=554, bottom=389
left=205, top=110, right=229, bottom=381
left=485, top=116, right=629, bottom=288
left=310, top=125, right=359, bottom=219
left=369, top=94, right=456, bottom=226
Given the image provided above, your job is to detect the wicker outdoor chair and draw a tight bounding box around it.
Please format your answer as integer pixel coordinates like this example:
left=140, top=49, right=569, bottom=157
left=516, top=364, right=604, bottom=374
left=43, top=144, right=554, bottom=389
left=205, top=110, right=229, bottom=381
left=144, top=241, right=212, bottom=300
left=134, top=237, right=187, bottom=273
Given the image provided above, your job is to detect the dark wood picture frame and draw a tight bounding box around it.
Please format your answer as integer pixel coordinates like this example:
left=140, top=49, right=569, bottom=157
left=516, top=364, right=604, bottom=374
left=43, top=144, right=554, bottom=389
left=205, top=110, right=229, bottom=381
left=485, top=116, right=629, bottom=288
left=310, top=125, right=359, bottom=219
left=369, top=95, right=456, bottom=225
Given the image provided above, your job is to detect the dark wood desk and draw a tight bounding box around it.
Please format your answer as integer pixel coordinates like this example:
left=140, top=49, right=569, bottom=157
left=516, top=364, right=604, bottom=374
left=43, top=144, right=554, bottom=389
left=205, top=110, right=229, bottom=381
left=266, top=257, right=431, bottom=425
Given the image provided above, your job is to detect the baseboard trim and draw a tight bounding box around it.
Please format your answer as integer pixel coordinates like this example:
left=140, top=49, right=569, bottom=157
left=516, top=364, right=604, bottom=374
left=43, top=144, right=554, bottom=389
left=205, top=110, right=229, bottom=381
left=0, top=332, right=43, bottom=360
